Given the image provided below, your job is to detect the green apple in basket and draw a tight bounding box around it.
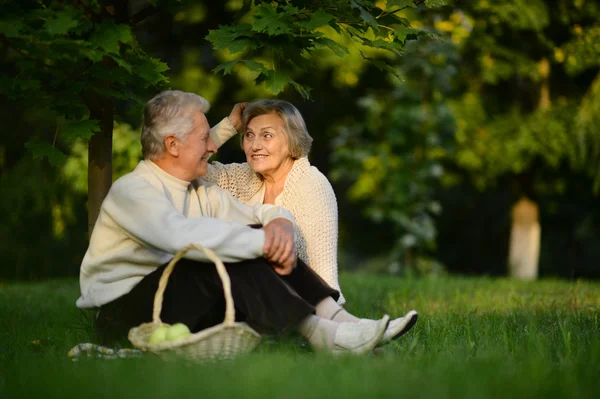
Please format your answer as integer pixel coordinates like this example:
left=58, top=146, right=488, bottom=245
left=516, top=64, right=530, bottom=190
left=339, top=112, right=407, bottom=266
left=149, top=326, right=169, bottom=344
left=149, top=324, right=191, bottom=344
left=166, top=323, right=192, bottom=341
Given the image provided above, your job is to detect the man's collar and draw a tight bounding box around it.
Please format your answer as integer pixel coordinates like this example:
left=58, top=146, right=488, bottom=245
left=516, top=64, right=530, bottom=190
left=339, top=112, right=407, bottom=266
left=144, top=159, right=191, bottom=190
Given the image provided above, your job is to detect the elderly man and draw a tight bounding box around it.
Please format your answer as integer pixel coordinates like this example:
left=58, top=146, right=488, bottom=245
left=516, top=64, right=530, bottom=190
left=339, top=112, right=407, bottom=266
left=76, top=90, right=388, bottom=355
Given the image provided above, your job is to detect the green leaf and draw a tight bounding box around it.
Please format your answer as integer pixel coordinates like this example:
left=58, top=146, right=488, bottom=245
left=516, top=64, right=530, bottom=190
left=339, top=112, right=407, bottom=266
left=387, top=0, right=417, bottom=9
left=89, top=20, right=133, bottom=54
left=134, top=57, right=169, bottom=87
left=394, top=27, right=426, bottom=43
left=298, top=10, right=335, bottom=30
left=24, top=140, right=66, bottom=166
left=378, top=14, right=411, bottom=27
left=13, top=78, right=42, bottom=92
left=313, top=37, right=349, bottom=57
left=424, top=0, right=449, bottom=7
left=252, top=5, right=292, bottom=36
left=213, top=60, right=239, bottom=75
left=363, top=38, right=404, bottom=56
left=59, top=119, right=100, bottom=143
left=44, top=7, right=80, bottom=36
left=0, top=19, right=25, bottom=37
left=263, top=71, right=289, bottom=94
left=110, top=55, right=133, bottom=74
left=350, top=0, right=378, bottom=30
left=366, top=55, right=404, bottom=81
left=281, top=4, right=302, bottom=16
left=289, top=80, right=312, bottom=100
left=243, top=60, right=268, bottom=74
left=206, top=24, right=253, bottom=50
left=228, top=38, right=255, bottom=54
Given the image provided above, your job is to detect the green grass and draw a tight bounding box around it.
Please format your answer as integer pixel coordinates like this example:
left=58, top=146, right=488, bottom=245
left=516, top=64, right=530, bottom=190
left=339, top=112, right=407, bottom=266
left=1, top=274, right=599, bottom=398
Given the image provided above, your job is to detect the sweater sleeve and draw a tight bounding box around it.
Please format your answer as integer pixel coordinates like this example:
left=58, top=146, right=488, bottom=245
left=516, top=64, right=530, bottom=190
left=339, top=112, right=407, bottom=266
left=210, top=117, right=238, bottom=148
left=203, top=182, right=295, bottom=227
left=203, top=161, right=258, bottom=201
left=206, top=119, right=260, bottom=201
left=103, top=176, right=266, bottom=263
left=293, top=170, right=345, bottom=303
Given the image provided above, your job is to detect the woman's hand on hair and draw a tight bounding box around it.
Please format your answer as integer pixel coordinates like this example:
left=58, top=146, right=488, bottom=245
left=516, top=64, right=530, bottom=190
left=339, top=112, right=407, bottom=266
left=228, top=102, right=248, bottom=132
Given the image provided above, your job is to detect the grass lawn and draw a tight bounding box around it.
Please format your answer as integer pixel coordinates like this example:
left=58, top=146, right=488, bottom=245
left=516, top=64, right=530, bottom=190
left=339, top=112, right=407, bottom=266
left=1, top=274, right=599, bottom=398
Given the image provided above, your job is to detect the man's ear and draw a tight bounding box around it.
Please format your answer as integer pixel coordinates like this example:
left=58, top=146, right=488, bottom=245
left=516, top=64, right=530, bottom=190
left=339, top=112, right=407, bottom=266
left=164, top=135, right=179, bottom=157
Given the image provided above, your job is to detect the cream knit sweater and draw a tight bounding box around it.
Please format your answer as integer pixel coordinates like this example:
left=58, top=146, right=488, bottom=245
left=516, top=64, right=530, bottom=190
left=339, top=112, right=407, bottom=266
left=77, top=158, right=294, bottom=309
left=205, top=121, right=345, bottom=304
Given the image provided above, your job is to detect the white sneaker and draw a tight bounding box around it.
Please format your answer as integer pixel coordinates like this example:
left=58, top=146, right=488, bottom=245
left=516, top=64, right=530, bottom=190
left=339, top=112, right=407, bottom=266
left=358, top=310, right=418, bottom=345
left=380, top=310, right=418, bottom=344
left=332, top=315, right=390, bottom=355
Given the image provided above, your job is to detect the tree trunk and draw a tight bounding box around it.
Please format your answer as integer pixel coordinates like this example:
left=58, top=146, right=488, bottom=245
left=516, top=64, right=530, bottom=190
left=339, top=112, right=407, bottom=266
left=508, top=196, right=541, bottom=280
left=87, top=95, right=114, bottom=237
left=85, top=1, right=128, bottom=237
left=507, top=58, right=551, bottom=279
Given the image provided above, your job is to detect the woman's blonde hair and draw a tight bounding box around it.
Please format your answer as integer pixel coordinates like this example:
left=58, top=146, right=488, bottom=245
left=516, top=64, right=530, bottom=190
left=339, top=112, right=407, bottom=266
left=242, top=100, right=312, bottom=159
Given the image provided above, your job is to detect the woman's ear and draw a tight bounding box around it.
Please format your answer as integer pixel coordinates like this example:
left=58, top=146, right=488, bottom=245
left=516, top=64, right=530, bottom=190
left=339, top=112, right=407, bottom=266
left=164, top=135, right=179, bottom=157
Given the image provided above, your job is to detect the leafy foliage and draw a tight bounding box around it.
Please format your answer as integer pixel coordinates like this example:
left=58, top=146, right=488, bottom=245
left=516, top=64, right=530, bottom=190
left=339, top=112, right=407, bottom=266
left=448, top=0, right=600, bottom=193
left=331, top=38, right=458, bottom=274
left=207, top=0, right=445, bottom=98
left=330, top=0, right=600, bottom=275
left=0, top=0, right=169, bottom=165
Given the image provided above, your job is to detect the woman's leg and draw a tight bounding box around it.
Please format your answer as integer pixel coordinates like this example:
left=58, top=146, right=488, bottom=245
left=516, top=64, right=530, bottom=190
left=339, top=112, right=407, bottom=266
left=309, top=280, right=419, bottom=344
left=278, top=258, right=340, bottom=305
left=313, top=295, right=419, bottom=344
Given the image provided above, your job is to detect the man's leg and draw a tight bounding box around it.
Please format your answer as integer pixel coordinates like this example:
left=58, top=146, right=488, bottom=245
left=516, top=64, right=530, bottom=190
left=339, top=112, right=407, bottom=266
left=96, top=257, right=320, bottom=342
left=95, top=259, right=227, bottom=344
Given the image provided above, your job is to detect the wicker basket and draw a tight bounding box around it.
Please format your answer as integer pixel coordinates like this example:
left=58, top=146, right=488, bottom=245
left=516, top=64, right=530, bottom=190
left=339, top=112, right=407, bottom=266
left=128, top=244, right=261, bottom=361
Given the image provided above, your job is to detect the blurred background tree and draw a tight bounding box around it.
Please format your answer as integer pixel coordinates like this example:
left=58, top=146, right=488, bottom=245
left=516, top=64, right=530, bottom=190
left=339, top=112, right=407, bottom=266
left=0, top=0, right=435, bottom=278
left=329, top=0, right=600, bottom=279
left=1, top=0, right=599, bottom=281
left=435, top=0, right=600, bottom=279
left=330, top=35, right=457, bottom=276
left=2, top=0, right=427, bottom=238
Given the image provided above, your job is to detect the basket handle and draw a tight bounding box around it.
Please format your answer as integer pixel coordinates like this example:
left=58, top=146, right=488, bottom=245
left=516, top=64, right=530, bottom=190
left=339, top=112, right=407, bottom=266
left=151, top=244, right=236, bottom=326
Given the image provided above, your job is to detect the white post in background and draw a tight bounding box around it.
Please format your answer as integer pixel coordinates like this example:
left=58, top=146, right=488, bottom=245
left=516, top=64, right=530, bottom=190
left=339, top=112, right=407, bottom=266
left=508, top=197, right=541, bottom=280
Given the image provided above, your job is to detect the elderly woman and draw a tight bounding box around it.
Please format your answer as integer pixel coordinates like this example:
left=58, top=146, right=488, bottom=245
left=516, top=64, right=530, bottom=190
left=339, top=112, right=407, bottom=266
left=205, top=100, right=418, bottom=344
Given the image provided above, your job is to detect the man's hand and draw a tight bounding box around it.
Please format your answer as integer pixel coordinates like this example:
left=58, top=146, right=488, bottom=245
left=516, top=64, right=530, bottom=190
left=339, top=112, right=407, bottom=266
left=228, top=102, right=248, bottom=132
left=261, top=218, right=297, bottom=275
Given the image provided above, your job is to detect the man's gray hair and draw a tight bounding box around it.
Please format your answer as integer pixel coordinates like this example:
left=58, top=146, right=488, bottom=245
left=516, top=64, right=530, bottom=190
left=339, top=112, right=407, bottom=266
left=242, top=100, right=313, bottom=159
left=141, top=90, right=210, bottom=160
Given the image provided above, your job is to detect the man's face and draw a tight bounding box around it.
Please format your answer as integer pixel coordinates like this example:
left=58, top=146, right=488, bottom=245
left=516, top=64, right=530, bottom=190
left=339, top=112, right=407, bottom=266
left=177, top=111, right=216, bottom=180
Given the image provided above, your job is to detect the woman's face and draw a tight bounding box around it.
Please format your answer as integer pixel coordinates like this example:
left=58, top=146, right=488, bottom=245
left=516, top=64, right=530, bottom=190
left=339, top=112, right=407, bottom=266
left=243, top=112, right=292, bottom=177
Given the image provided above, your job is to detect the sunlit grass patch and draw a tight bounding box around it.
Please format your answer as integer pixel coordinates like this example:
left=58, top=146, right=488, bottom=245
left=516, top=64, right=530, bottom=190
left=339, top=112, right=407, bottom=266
left=1, top=275, right=599, bottom=398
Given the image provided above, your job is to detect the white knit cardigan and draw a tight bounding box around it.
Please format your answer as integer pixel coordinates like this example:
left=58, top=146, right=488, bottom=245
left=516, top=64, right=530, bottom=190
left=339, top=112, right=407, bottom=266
left=205, top=120, right=345, bottom=304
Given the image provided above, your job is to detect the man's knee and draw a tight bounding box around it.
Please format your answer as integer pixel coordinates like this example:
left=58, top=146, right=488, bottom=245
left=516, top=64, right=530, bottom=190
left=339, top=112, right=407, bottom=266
left=225, top=257, right=275, bottom=278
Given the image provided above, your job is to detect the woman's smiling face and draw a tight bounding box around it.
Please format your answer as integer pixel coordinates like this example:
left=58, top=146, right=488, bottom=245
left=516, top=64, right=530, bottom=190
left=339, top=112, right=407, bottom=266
left=243, top=112, right=292, bottom=177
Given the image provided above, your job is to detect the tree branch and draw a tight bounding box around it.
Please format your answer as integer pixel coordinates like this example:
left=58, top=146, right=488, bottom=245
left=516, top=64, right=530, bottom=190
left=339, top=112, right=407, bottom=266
left=1, top=36, right=60, bottom=70
left=130, top=5, right=159, bottom=25
left=378, top=0, right=425, bottom=19
left=74, top=0, right=99, bottom=17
